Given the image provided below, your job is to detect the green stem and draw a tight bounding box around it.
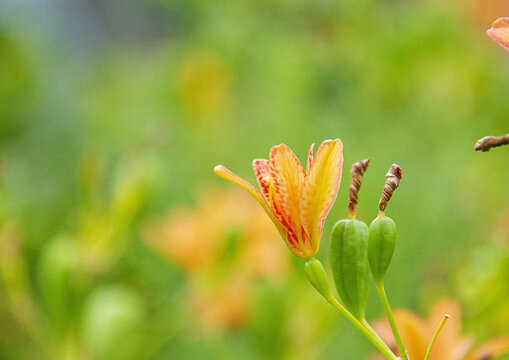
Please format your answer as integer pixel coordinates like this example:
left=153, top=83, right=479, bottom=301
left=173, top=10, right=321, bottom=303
left=375, top=282, right=408, bottom=360
left=424, top=314, right=449, bottom=360
left=327, top=297, right=397, bottom=360
left=361, top=319, right=398, bottom=356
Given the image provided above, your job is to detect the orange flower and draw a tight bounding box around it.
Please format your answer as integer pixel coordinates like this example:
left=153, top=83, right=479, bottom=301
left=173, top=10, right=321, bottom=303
left=214, top=139, right=343, bottom=259
left=488, top=17, right=509, bottom=51
left=372, top=299, right=509, bottom=360
left=144, top=187, right=290, bottom=332
left=144, top=187, right=288, bottom=278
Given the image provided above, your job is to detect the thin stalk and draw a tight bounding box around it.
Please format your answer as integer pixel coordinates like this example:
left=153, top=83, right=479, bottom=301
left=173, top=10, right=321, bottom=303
left=327, top=297, right=397, bottom=360
left=361, top=319, right=398, bottom=356
left=424, top=314, right=450, bottom=360
left=375, top=282, right=408, bottom=360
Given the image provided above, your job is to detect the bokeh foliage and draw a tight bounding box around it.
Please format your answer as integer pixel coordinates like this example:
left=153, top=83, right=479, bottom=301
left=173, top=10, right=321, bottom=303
left=1, top=0, right=509, bottom=359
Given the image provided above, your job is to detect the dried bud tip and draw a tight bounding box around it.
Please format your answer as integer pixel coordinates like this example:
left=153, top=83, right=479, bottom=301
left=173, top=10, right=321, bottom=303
left=474, top=135, right=509, bottom=152
left=378, top=164, right=402, bottom=215
left=358, top=158, right=371, bottom=170
left=348, top=158, right=371, bottom=218
left=388, top=164, right=402, bottom=180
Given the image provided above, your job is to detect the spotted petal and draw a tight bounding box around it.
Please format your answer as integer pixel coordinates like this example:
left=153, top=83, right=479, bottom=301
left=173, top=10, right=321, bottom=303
left=306, top=143, right=314, bottom=174
left=488, top=17, right=509, bottom=51
left=252, top=159, right=270, bottom=203
left=299, top=139, right=343, bottom=253
left=269, top=144, right=306, bottom=243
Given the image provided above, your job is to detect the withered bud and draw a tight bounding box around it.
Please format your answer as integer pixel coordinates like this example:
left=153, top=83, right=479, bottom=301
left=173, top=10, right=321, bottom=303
left=474, top=134, right=509, bottom=152
left=378, top=164, right=402, bottom=215
left=348, top=159, right=370, bottom=218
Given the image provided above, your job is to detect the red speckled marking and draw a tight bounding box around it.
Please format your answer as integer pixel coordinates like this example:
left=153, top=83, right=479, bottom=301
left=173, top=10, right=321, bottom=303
left=269, top=145, right=305, bottom=239
left=299, top=139, right=343, bottom=239
left=306, top=143, right=314, bottom=174
left=252, top=159, right=270, bottom=203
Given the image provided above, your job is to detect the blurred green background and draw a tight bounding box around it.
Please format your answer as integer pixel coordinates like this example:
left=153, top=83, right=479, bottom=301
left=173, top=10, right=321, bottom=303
left=1, top=0, right=509, bottom=359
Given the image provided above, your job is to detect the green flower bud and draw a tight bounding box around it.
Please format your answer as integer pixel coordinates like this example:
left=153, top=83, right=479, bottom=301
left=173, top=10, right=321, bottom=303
left=368, top=216, right=397, bottom=284
left=330, top=219, right=370, bottom=320
left=305, top=258, right=332, bottom=301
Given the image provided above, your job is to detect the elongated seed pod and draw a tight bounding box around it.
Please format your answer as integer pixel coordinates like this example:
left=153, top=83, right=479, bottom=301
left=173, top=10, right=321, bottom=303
left=474, top=134, right=509, bottom=152
left=378, top=164, right=402, bottom=216
left=330, top=219, right=370, bottom=320
left=305, top=258, right=332, bottom=301
left=348, top=159, right=370, bottom=218
left=368, top=216, right=397, bottom=284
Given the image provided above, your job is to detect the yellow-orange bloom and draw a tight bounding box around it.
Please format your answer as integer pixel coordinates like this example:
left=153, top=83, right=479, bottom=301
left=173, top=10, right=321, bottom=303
left=214, top=139, right=343, bottom=259
left=372, top=299, right=509, bottom=360
left=488, top=17, right=509, bottom=51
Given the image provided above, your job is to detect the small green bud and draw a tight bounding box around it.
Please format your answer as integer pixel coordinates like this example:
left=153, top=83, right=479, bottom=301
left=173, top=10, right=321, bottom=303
left=305, top=258, right=332, bottom=301
left=330, top=219, right=370, bottom=320
left=368, top=216, right=397, bottom=284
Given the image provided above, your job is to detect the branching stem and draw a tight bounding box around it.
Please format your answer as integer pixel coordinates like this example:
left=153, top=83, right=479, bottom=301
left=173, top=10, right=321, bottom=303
left=327, top=296, right=397, bottom=360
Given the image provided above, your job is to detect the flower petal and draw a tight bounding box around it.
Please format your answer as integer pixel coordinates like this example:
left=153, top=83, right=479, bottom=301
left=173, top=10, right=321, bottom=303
left=252, top=159, right=270, bottom=203
left=285, top=227, right=307, bottom=258
left=464, top=336, right=509, bottom=360
left=426, top=299, right=465, bottom=360
left=269, top=144, right=306, bottom=243
left=214, top=165, right=286, bottom=237
left=488, top=17, right=509, bottom=51
left=393, top=310, right=428, bottom=359
left=299, top=139, right=343, bottom=251
left=306, top=143, right=314, bottom=174
left=425, top=299, right=462, bottom=359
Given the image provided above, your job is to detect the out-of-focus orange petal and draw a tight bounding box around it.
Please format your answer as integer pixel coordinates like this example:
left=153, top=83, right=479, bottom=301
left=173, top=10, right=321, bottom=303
left=488, top=17, right=509, bottom=51
left=464, top=336, right=509, bottom=360
left=269, top=144, right=306, bottom=241
left=252, top=159, right=270, bottom=203
left=299, top=139, right=343, bottom=253
left=371, top=318, right=397, bottom=351
left=306, top=143, right=314, bottom=174
left=392, top=309, right=428, bottom=359
left=214, top=165, right=286, bottom=237
left=425, top=299, right=463, bottom=360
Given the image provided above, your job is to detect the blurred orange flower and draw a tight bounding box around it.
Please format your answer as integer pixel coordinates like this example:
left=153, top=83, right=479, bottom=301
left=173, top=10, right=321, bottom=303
left=144, top=187, right=290, bottom=330
left=145, top=187, right=288, bottom=278
left=488, top=17, right=509, bottom=51
left=372, top=299, right=509, bottom=360
left=467, top=0, right=509, bottom=25
left=190, top=273, right=251, bottom=332
left=214, top=139, right=343, bottom=259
